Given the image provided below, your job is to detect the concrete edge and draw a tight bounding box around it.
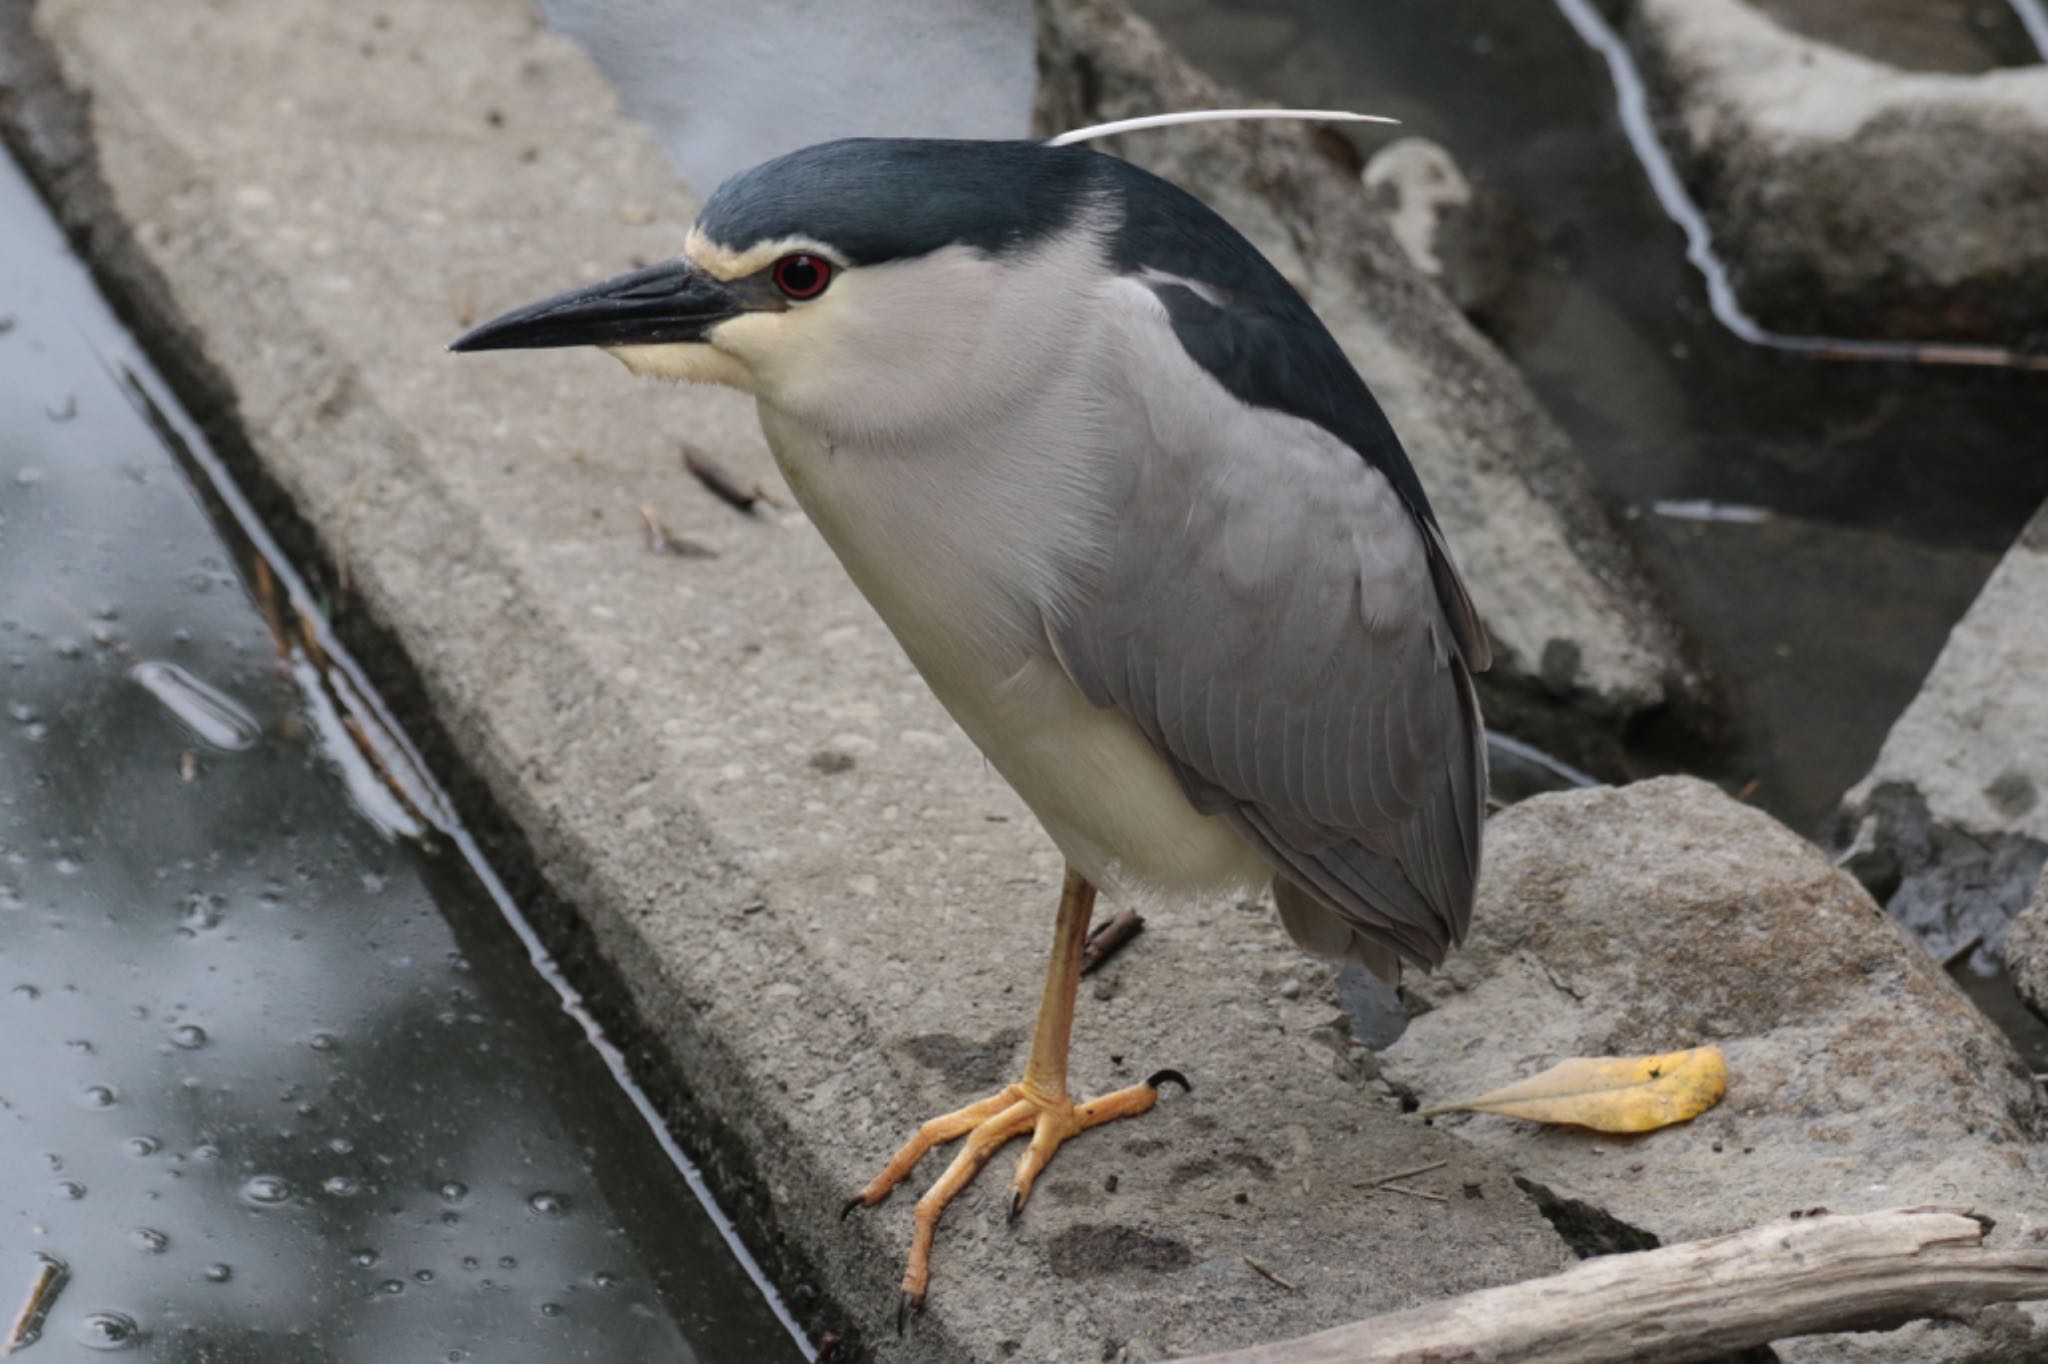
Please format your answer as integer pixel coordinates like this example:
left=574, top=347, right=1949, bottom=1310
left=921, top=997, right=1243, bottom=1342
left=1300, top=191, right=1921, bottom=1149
left=0, top=14, right=861, bottom=1357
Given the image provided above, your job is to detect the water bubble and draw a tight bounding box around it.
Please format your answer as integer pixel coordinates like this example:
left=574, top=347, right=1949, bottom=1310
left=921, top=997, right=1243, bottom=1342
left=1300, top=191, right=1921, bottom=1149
left=169, top=1024, right=208, bottom=1049
left=12, top=983, right=40, bottom=1002
left=66, top=1039, right=94, bottom=1054
left=497, top=1256, right=517, bottom=1270
left=438, top=1211, right=461, bottom=1228
left=240, top=1175, right=290, bottom=1206
left=592, top=1271, right=617, bottom=1290
left=75, top=1312, right=140, bottom=1350
left=525, top=1191, right=566, bottom=1216
left=448, top=1351, right=470, bottom=1362
left=438, top=1181, right=467, bottom=1203
left=123, top=1137, right=160, bottom=1158
left=322, top=1176, right=360, bottom=1198
left=308, top=1032, right=337, bottom=1052
left=378, top=1279, right=405, bottom=1296
left=78, top=1085, right=118, bottom=1110
left=129, top=1228, right=169, bottom=1254
left=52, top=856, right=79, bottom=874
left=191, top=1144, right=220, bottom=1162
left=460, top=1257, right=479, bottom=1271
left=328, top=1137, right=355, bottom=1155
left=414, top=1269, right=434, bottom=1284
left=203, top=1264, right=232, bottom=1284
left=538, top=1302, right=563, bottom=1318
left=56, top=1181, right=86, bottom=1200
left=351, top=1249, right=378, bottom=1268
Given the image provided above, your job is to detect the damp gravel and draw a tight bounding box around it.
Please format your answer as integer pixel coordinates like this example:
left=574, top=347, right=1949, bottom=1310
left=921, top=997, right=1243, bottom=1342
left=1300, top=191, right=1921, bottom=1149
left=0, top=148, right=805, bottom=1362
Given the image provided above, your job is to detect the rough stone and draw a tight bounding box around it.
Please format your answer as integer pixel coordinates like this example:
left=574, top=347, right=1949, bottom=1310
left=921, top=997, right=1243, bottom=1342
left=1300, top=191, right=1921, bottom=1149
left=1627, top=0, right=2048, bottom=350
left=2002, top=870, right=2048, bottom=1022
left=2, top=0, right=1575, bottom=1358
left=1038, top=0, right=1706, bottom=773
left=536, top=0, right=1036, bottom=191
left=1836, top=499, right=2048, bottom=966
left=1384, top=777, right=2048, bottom=1363
left=1361, top=136, right=1541, bottom=342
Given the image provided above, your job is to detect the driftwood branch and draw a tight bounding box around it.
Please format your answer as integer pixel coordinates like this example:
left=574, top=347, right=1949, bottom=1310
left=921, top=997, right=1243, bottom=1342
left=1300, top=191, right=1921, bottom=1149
left=1180, top=1206, right=2048, bottom=1364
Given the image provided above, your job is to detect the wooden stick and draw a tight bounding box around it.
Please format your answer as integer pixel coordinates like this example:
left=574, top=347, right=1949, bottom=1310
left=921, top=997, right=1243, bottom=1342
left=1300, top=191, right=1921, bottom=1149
left=4, top=1256, right=66, bottom=1357
left=1080, top=909, right=1144, bottom=975
left=1176, top=1206, right=2048, bottom=1364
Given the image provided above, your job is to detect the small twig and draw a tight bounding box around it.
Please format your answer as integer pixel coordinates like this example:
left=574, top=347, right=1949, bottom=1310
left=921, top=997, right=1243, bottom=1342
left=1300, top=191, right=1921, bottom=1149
left=1376, top=1182, right=1449, bottom=1204
left=1356, top=1160, right=1447, bottom=1190
left=5, top=1256, right=67, bottom=1357
left=682, top=445, right=783, bottom=514
left=639, top=503, right=717, bottom=559
left=1081, top=909, right=1145, bottom=975
left=253, top=556, right=288, bottom=660
left=1941, top=933, right=1984, bottom=970
left=1242, top=1254, right=1299, bottom=1293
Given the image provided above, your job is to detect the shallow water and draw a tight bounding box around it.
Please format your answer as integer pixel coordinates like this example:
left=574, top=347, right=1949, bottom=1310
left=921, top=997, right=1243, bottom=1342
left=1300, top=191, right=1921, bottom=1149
left=0, top=151, right=805, bottom=1362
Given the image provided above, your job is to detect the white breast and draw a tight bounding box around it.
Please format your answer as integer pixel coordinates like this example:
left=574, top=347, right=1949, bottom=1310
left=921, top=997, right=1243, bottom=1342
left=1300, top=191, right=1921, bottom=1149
left=755, top=394, right=1268, bottom=903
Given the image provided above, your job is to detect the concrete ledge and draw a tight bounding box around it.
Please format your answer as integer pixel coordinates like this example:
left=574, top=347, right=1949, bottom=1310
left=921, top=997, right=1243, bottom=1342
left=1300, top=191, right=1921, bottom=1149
left=5, top=0, right=1576, bottom=1357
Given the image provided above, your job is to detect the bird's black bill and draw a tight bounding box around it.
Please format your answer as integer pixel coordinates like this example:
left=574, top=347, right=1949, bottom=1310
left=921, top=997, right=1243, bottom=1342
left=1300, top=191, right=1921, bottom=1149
left=448, top=258, right=741, bottom=353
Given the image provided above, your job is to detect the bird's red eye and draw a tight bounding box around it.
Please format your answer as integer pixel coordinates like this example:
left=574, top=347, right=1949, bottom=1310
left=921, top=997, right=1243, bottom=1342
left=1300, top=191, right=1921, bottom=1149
left=772, top=253, right=832, bottom=300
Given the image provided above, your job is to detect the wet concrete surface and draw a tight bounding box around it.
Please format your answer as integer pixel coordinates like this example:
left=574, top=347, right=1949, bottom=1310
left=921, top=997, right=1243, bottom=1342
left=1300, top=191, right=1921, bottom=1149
left=0, top=149, right=805, bottom=1362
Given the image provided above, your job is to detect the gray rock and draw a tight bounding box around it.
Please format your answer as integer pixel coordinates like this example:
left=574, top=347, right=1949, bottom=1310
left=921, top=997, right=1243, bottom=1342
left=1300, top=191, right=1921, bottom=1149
left=1836, top=500, right=2048, bottom=966
left=1384, top=777, right=2048, bottom=1362
left=1037, top=0, right=1706, bottom=773
left=2, top=0, right=1576, bottom=1356
left=1627, top=0, right=2048, bottom=349
left=1361, top=136, right=1544, bottom=341
left=2003, top=869, right=2048, bottom=1021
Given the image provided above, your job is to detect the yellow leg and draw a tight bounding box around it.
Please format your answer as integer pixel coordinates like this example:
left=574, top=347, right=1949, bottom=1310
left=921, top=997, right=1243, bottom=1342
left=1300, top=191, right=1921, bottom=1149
left=843, top=865, right=1188, bottom=1326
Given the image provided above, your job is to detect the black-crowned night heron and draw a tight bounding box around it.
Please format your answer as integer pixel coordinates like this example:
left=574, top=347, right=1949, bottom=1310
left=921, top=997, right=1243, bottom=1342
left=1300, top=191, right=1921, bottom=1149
left=452, top=115, right=1490, bottom=1317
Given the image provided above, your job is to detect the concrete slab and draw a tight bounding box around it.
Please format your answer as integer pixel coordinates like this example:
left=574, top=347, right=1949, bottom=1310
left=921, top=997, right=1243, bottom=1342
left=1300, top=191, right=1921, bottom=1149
left=1626, top=0, right=2048, bottom=349
left=1836, top=500, right=2048, bottom=965
left=3, top=0, right=1572, bottom=1358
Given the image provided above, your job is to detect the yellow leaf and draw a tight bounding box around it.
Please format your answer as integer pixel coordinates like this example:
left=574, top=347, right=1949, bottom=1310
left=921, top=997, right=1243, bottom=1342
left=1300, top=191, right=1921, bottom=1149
left=1419, top=1046, right=1728, bottom=1133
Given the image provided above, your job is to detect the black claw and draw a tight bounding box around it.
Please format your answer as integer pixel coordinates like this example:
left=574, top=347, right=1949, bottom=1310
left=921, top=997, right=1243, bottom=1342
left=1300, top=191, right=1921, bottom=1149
left=896, top=1291, right=921, bottom=1335
left=1007, top=1190, right=1024, bottom=1224
left=840, top=1196, right=865, bottom=1222
left=1146, top=1067, right=1192, bottom=1094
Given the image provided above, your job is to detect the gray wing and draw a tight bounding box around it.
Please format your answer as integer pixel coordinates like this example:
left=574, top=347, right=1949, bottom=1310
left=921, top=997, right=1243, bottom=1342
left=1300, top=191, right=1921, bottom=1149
left=1050, top=283, right=1489, bottom=972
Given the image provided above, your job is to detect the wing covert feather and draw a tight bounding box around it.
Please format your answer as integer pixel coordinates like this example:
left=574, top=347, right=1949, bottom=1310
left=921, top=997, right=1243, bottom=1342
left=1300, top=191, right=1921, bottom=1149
left=1051, top=283, right=1488, bottom=970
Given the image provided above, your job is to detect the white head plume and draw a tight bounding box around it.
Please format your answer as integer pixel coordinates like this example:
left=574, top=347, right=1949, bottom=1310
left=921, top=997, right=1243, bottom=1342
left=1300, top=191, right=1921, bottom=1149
left=1048, top=108, right=1398, bottom=147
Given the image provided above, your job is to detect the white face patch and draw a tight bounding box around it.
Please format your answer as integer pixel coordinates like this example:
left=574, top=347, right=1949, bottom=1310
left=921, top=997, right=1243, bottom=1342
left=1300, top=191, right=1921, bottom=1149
left=604, top=341, right=757, bottom=392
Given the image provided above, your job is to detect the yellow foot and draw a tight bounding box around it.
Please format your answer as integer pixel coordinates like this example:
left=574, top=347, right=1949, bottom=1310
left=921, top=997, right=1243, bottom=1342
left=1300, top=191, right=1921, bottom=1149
left=842, top=1068, right=1189, bottom=1327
